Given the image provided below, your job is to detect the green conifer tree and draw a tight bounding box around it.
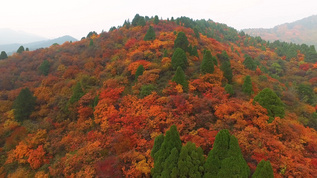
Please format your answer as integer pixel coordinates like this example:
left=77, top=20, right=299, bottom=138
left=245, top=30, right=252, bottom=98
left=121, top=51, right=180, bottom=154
left=174, top=31, right=189, bottom=52
left=172, top=66, right=188, bottom=90
left=138, top=16, right=146, bottom=26
left=69, top=82, right=85, bottom=104
left=132, top=14, right=141, bottom=26
left=254, top=88, right=285, bottom=122
left=252, top=160, right=274, bottom=178
left=13, top=88, right=36, bottom=122
left=242, top=75, right=253, bottom=95
left=243, top=56, right=257, bottom=71
left=200, top=50, right=214, bottom=74
left=0, top=51, right=8, bottom=59
left=217, top=136, right=250, bottom=178
left=154, top=15, right=159, bottom=25
left=178, top=142, right=205, bottom=178
left=225, top=84, right=234, bottom=96
left=39, top=60, right=50, bottom=76
left=144, top=26, right=156, bottom=41
left=191, top=46, right=199, bottom=57
left=220, top=61, right=233, bottom=83
left=171, top=48, right=187, bottom=69
left=151, top=125, right=182, bottom=178
left=135, top=65, right=145, bottom=80
left=17, top=46, right=24, bottom=54
left=204, top=129, right=231, bottom=177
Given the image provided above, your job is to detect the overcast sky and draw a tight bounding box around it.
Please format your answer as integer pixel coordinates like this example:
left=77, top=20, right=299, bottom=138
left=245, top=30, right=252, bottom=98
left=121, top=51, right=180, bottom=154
left=1, top=0, right=316, bottom=40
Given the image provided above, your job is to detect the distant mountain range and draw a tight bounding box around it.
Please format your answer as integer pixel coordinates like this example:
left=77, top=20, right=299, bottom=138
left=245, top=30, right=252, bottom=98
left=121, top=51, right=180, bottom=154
left=243, top=15, right=317, bottom=47
left=0, top=35, right=78, bottom=54
left=0, top=28, right=47, bottom=45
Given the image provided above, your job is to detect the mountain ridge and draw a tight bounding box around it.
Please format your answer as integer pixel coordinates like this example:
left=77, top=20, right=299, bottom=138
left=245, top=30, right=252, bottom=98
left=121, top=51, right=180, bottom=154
left=0, top=35, right=78, bottom=54
left=243, top=15, right=317, bottom=47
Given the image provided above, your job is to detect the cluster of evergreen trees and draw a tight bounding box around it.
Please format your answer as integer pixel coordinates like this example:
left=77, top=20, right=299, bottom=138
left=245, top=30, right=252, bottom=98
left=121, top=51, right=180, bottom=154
left=151, top=125, right=274, bottom=178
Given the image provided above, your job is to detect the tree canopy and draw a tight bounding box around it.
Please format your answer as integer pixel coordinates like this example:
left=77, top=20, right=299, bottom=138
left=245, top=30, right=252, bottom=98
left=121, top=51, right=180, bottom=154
left=13, top=88, right=36, bottom=122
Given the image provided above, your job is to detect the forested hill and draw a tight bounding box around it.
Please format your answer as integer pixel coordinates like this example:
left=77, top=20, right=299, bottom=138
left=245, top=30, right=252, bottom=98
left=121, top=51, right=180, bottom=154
left=243, top=15, right=317, bottom=47
left=0, top=15, right=317, bottom=177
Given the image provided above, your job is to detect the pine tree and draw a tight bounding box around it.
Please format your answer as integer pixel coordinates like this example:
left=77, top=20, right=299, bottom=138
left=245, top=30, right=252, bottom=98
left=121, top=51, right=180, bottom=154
left=144, top=26, right=156, bottom=41
left=204, top=129, right=231, bottom=177
left=191, top=46, right=199, bottom=57
left=0, top=51, right=8, bottom=60
left=17, top=46, right=25, bottom=54
left=200, top=50, right=214, bottom=74
left=217, top=50, right=229, bottom=62
left=172, top=66, right=188, bottom=90
left=13, top=88, right=36, bottom=122
left=39, top=60, right=50, bottom=76
left=243, top=56, right=257, bottom=70
left=151, top=125, right=182, bottom=178
left=135, top=65, right=145, bottom=80
left=154, top=15, right=159, bottom=25
left=252, top=160, right=274, bottom=178
left=138, top=16, right=146, bottom=26
left=242, top=75, right=253, bottom=95
left=171, top=48, right=187, bottom=69
left=178, top=142, right=205, bottom=178
left=69, top=82, right=85, bottom=104
left=174, top=32, right=189, bottom=52
left=254, top=88, right=285, bottom=122
left=151, top=134, right=164, bottom=158
left=220, top=61, right=233, bottom=83
left=225, top=84, right=234, bottom=96
left=217, top=135, right=250, bottom=178
left=132, top=14, right=142, bottom=26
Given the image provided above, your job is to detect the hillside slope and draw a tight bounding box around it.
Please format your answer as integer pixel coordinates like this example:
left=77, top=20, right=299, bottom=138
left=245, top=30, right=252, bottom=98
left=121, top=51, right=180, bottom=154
left=0, top=16, right=317, bottom=177
left=243, top=15, right=317, bottom=47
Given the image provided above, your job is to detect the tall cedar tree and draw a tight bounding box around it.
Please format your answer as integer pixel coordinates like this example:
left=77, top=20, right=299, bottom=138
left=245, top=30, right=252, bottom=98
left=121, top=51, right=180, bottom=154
left=144, top=26, right=156, bottom=41
left=220, top=61, right=233, bottom=83
left=13, top=88, right=36, bottom=122
left=243, top=56, right=257, bottom=70
left=297, top=84, right=316, bottom=105
left=17, top=46, right=24, bottom=54
left=217, top=135, right=250, bottom=178
left=151, top=125, right=182, bottom=177
left=69, top=82, right=85, bottom=104
left=0, top=51, right=8, bottom=59
left=254, top=88, right=285, bottom=122
left=242, top=75, right=253, bottom=95
left=204, top=129, right=231, bottom=177
left=200, top=50, right=215, bottom=74
left=225, top=84, right=234, bottom=96
left=177, top=142, right=205, bottom=178
left=39, top=60, right=50, bottom=76
left=191, top=46, right=199, bottom=57
left=174, top=32, right=189, bottom=52
left=154, top=15, right=159, bottom=24
left=204, top=130, right=250, bottom=178
left=252, top=160, right=274, bottom=178
left=135, top=65, right=145, bottom=80
left=172, top=48, right=187, bottom=69
left=172, top=66, right=188, bottom=90
left=132, top=14, right=142, bottom=26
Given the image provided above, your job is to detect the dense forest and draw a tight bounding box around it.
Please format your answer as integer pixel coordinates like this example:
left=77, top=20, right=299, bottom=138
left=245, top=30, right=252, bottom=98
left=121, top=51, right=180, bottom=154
left=0, top=14, right=317, bottom=177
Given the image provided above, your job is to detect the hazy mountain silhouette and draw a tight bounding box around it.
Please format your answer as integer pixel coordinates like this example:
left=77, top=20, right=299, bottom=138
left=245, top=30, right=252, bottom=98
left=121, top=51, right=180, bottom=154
left=0, top=28, right=47, bottom=45
left=243, top=15, right=317, bottom=47
left=0, top=35, right=78, bottom=54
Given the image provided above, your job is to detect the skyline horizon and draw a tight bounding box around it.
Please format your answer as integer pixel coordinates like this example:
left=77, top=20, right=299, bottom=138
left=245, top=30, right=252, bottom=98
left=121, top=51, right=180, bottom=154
left=2, top=13, right=316, bottom=43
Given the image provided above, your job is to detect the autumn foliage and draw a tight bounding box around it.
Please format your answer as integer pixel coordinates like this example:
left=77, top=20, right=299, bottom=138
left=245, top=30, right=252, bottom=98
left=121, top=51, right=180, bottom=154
left=0, top=15, right=316, bottom=177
